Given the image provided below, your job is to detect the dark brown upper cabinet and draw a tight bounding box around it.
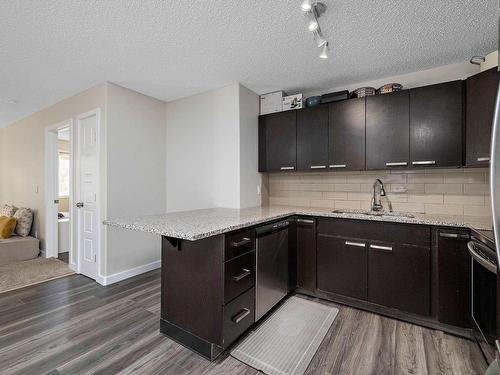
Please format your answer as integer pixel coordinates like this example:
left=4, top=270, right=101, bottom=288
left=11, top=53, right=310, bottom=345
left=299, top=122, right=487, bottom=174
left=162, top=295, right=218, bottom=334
left=258, top=110, right=297, bottom=172
left=329, top=98, right=366, bottom=171
left=297, top=106, right=329, bottom=171
left=366, top=91, right=410, bottom=170
left=410, top=81, right=464, bottom=168
left=466, top=68, right=499, bottom=167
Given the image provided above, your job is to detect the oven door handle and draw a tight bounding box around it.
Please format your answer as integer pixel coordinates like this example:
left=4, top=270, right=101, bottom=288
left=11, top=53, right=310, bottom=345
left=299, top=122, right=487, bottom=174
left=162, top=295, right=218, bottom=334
left=467, top=241, right=498, bottom=274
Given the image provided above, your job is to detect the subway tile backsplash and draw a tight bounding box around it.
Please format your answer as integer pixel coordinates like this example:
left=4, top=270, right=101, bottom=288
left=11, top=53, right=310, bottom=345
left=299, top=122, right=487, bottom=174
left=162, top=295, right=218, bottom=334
left=267, top=168, right=491, bottom=218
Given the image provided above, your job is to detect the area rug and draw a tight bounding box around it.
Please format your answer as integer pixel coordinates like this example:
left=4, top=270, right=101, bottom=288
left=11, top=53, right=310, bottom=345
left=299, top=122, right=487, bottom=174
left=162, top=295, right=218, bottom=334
left=0, top=257, right=75, bottom=294
left=231, top=296, right=339, bottom=375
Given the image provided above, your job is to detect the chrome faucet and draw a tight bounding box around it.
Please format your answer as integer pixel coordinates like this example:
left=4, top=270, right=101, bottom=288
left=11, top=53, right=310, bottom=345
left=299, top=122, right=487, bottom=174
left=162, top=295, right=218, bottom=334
left=371, top=179, right=386, bottom=211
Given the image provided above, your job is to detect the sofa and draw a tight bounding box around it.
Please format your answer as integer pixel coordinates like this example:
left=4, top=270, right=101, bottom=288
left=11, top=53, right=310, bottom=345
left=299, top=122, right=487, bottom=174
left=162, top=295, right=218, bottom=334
left=0, top=205, right=40, bottom=266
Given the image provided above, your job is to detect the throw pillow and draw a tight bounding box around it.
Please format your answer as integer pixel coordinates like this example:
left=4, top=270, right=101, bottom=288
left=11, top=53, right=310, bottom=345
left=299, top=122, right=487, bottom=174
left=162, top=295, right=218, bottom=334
left=0, top=216, right=17, bottom=239
left=13, top=208, right=33, bottom=237
left=0, top=204, right=17, bottom=217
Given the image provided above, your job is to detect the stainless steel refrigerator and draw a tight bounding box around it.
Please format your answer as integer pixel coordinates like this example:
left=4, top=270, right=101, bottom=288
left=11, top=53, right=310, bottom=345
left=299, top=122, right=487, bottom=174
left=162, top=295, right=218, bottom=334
left=487, top=17, right=500, bottom=375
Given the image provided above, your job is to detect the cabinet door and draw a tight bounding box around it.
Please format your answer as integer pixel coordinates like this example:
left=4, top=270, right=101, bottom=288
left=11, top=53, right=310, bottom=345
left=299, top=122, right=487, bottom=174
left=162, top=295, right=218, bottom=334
left=317, top=235, right=367, bottom=300
left=366, top=91, right=409, bottom=170
left=466, top=68, right=499, bottom=166
left=368, top=242, right=430, bottom=316
left=329, top=98, right=366, bottom=171
left=296, top=218, right=316, bottom=293
left=436, top=230, right=471, bottom=328
left=410, top=81, right=464, bottom=168
left=297, top=106, right=329, bottom=171
left=258, top=110, right=297, bottom=172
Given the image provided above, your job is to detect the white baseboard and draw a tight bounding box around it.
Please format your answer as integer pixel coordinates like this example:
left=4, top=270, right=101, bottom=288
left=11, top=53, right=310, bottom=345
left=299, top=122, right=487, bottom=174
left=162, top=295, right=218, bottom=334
left=96, top=260, right=161, bottom=286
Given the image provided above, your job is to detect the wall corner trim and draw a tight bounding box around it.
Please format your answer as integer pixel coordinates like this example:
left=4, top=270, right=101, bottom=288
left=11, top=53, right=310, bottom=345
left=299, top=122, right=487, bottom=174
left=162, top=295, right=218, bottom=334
left=96, top=260, right=161, bottom=286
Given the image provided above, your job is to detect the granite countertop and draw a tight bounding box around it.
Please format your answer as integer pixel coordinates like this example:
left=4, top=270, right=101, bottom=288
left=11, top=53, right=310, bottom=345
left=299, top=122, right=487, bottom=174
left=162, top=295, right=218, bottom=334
left=103, top=205, right=493, bottom=241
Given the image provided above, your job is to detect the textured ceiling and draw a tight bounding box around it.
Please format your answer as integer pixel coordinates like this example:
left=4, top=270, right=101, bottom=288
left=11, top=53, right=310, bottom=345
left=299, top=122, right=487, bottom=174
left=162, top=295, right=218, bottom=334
left=0, top=0, right=497, bottom=127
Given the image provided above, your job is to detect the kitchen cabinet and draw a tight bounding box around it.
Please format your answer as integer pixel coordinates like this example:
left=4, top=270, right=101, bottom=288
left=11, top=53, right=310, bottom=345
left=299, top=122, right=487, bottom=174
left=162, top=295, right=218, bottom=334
left=466, top=67, right=499, bottom=167
left=435, top=229, right=471, bottom=328
left=297, top=106, right=329, bottom=171
left=366, top=91, right=410, bottom=170
left=295, top=218, right=316, bottom=293
left=258, top=110, right=297, bottom=172
left=329, top=97, right=366, bottom=171
left=317, top=235, right=367, bottom=300
left=410, top=81, right=464, bottom=168
left=368, top=241, right=431, bottom=316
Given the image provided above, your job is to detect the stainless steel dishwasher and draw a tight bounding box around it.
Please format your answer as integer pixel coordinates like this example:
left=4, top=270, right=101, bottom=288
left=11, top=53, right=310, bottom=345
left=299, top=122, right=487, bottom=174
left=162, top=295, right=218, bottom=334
left=255, top=220, right=289, bottom=321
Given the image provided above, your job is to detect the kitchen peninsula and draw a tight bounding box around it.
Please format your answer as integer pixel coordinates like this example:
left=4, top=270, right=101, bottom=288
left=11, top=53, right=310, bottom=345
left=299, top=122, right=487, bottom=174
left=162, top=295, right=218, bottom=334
left=104, top=206, right=491, bottom=360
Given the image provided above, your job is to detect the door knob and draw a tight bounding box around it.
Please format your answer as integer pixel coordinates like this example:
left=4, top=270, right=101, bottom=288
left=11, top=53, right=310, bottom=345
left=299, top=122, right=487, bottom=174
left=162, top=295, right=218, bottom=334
left=75, top=202, right=84, bottom=208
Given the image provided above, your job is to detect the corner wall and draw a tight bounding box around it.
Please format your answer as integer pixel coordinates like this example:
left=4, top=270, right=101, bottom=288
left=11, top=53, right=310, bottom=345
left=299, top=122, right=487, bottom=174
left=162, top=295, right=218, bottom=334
left=104, top=83, right=166, bottom=277
left=165, top=83, right=262, bottom=212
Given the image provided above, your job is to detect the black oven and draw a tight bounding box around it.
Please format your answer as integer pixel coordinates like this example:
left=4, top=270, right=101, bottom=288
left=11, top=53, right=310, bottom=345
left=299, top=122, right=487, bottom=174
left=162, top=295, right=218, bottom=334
left=468, top=235, right=498, bottom=364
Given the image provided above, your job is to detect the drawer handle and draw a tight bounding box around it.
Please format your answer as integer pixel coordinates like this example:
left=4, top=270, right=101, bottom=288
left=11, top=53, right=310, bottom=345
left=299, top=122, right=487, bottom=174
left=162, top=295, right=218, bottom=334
left=310, top=165, right=326, bottom=169
left=232, top=269, right=251, bottom=281
left=477, top=157, right=490, bottom=162
left=297, top=218, right=314, bottom=224
left=231, top=237, right=251, bottom=247
left=386, top=162, right=408, bottom=167
left=280, top=166, right=295, bottom=171
left=412, top=160, right=436, bottom=166
left=329, top=164, right=346, bottom=168
left=232, top=308, right=250, bottom=323
left=345, top=241, right=365, bottom=248
left=370, top=244, right=393, bottom=252
left=439, top=232, right=469, bottom=240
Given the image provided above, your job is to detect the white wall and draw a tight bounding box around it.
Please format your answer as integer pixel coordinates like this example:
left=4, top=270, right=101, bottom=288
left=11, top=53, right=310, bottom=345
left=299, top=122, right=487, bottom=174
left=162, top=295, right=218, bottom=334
left=239, top=84, right=261, bottom=208
left=165, top=83, right=262, bottom=212
left=303, top=61, right=480, bottom=98
left=105, top=83, right=166, bottom=276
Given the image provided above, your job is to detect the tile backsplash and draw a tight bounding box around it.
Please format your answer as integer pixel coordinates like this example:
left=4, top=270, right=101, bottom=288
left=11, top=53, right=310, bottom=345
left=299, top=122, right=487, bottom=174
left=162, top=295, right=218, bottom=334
left=267, top=168, right=491, bottom=218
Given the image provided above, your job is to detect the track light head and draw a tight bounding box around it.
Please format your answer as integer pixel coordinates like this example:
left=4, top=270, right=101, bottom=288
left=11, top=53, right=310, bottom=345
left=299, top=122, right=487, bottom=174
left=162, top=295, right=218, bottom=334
left=319, top=42, right=329, bottom=59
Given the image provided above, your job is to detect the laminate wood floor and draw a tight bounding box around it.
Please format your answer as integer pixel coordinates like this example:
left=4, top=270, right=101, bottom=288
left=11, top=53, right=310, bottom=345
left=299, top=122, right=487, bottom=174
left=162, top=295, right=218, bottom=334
left=0, top=269, right=487, bottom=375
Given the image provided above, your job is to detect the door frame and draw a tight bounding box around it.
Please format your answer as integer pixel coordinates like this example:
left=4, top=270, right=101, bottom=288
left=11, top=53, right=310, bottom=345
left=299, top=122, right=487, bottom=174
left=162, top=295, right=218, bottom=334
left=44, top=119, right=73, bottom=261
left=75, top=108, right=102, bottom=280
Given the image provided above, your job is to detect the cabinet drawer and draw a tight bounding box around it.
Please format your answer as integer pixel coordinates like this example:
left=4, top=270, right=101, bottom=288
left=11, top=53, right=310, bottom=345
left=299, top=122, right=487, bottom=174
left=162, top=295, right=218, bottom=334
left=225, top=229, right=255, bottom=261
left=224, top=251, right=255, bottom=303
left=317, top=218, right=430, bottom=247
left=223, top=287, right=255, bottom=348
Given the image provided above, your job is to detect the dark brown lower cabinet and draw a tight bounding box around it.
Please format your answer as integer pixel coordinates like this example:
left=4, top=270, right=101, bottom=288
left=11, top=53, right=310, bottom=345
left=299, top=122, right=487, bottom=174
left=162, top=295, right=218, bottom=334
left=368, top=242, right=431, bottom=316
left=317, top=234, right=368, bottom=300
left=435, top=229, right=471, bottom=328
left=296, top=218, right=316, bottom=293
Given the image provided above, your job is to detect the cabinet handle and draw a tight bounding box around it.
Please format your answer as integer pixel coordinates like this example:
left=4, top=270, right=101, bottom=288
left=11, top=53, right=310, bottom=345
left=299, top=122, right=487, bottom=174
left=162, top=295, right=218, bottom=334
left=232, top=268, right=251, bottom=281
left=329, top=164, right=346, bottom=168
left=385, top=162, right=408, bottom=167
left=231, top=237, right=251, bottom=247
left=297, top=218, right=314, bottom=224
left=310, top=165, right=326, bottom=169
left=345, top=241, right=365, bottom=247
left=477, top=157, right=490, bottom=162
left=370, top=244, right=393, bottom=252
left=439, top=232, right=469, bottom=240
left=280, top=166, right=295, bottom=171
left=232, top=308, right=250, bottom=323
left=412, top=160, right=436, bottom=166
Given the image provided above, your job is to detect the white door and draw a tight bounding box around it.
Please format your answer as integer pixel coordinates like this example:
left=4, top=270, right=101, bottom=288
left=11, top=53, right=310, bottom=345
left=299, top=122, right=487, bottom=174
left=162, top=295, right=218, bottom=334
left=76, top=110, right=100, bottom=280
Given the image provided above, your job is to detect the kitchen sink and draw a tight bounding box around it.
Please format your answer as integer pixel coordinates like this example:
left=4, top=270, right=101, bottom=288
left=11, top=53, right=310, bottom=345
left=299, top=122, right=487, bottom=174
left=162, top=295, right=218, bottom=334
left=331, top=209, right=415, bottom=219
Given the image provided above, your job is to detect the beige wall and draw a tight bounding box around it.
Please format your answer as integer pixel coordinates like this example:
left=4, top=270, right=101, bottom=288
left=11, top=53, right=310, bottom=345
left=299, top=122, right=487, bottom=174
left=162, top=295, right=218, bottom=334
left=0, top=83, right=106, bottom=250
left=105, top=83, right=166, bottom=275
left=268, top=168, right=491, bottom=219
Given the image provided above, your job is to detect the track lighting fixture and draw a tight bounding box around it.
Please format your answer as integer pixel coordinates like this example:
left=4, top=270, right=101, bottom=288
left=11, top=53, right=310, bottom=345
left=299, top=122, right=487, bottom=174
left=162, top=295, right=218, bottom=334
left=319, top=42, right=329, bottom=59
left=300, top=1, right=330, bottom=59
